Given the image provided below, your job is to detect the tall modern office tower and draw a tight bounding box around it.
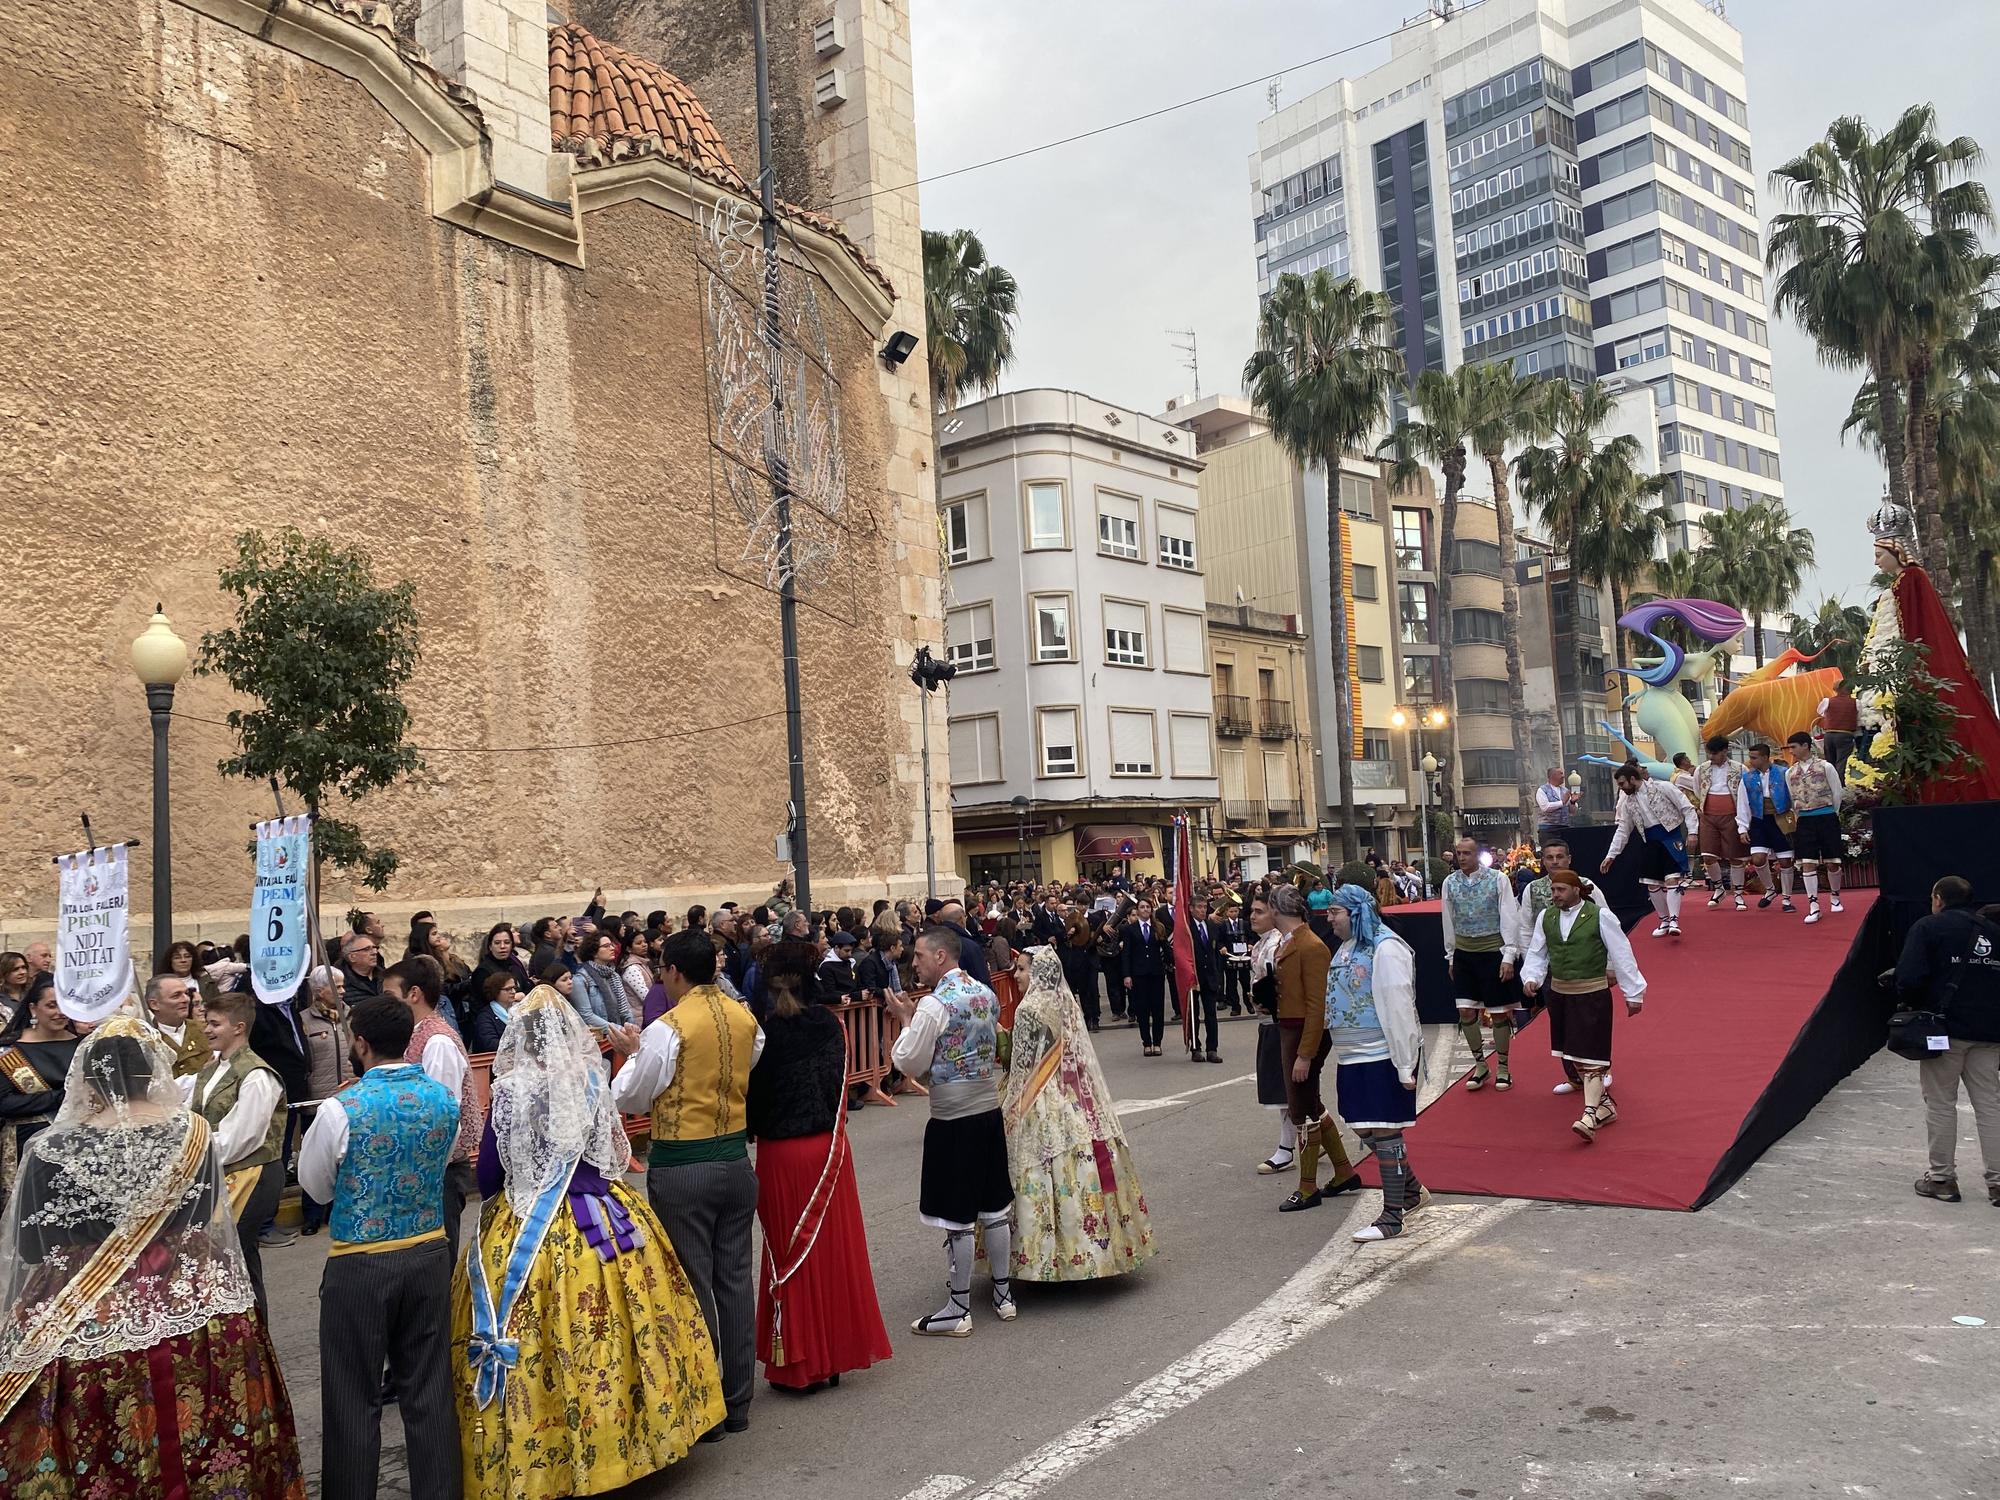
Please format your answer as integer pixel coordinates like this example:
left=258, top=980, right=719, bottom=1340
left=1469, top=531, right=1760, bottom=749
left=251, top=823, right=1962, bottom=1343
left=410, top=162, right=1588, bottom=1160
left=1252, top=0, right=1781, bottom=549
left=1251, top=0, right=1780, bottom=829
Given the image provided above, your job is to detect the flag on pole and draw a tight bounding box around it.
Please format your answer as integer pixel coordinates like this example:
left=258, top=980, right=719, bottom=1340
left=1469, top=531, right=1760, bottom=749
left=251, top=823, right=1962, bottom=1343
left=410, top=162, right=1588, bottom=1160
left=1170, top=812, right=1198, bottom=1057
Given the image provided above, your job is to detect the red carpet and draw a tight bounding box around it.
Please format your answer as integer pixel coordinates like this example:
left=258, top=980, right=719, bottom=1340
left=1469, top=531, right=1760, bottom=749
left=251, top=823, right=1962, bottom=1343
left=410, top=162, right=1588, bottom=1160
left=1359, top=893, right=1862, bottom=1211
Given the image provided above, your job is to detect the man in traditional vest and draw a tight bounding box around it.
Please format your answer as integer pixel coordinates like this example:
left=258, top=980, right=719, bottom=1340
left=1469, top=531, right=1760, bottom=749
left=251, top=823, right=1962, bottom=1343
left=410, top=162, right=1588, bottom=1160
left=296, top=995, right=461, bottom=1500
left=186, top=989, right=289, bottom=1317
left=1737, top=743, right=1798, bottom=914
left=1516, top=835, right=1610, bottom=1099
left=1815, top=681, right=1860, bottom=777
left=1785, top=731, right=1848, bottom=925
left=390, top=957, right=484, bottom=1258
left=1697, top=735, right=1750, bottom=909
left=146, top=971, right=211, bottom=1078
left=1520, top=870, right=1647, bottom=1143
left=886, top=924, right=1017, bottom=1335
left=1441, top=837, right=1525, bottom=1092
left=609, top=928, right=762, bottom=1439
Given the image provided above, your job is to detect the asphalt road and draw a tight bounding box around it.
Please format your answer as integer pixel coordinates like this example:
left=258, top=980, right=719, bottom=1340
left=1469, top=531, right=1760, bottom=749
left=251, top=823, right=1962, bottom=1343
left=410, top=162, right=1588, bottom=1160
left=264, top=1009, right=2000, bottom=1500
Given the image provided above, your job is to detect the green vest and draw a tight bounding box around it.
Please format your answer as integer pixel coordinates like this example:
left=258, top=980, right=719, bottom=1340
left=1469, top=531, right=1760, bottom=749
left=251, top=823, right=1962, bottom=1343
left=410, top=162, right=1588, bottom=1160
left=194, top=1047, right=288, bottom=1170
left=1542, top=903, right=1610, bottom=990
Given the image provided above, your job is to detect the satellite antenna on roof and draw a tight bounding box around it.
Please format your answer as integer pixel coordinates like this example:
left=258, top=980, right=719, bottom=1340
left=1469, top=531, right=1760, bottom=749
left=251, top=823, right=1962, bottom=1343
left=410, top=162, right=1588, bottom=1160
left=1266, top=78, right=1283, bottom=113
left=1167, top=328, right=1201, bottom=398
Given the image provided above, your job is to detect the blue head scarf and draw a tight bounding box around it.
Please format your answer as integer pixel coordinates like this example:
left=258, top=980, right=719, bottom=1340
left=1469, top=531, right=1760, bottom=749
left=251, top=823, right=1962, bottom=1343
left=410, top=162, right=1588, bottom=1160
left=1325, top=883, right=1384, bottom=951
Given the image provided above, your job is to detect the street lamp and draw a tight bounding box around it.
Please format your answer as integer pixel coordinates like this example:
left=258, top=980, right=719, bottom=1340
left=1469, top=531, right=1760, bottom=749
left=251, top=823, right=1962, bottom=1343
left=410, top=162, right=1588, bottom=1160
left=1391, top=704, right=1449, bottom=896
left=1010, top=794, right=1031, bottom=883
left=130, top=605, right=188, bottom=952
left=909, top=645, right=957, bottom=896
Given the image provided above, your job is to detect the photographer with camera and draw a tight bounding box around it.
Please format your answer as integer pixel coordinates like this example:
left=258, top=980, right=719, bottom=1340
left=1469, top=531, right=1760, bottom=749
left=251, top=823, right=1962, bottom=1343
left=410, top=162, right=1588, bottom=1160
left=1896, top=876, right=2000, bottom=1205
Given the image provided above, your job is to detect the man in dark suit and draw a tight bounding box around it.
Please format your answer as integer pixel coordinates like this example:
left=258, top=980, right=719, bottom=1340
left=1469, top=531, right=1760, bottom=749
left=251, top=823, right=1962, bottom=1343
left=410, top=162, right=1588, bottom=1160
left=924, top=898, right=992, bottom=986
left=1217, top=900, right=1253, bottom=1015
left=1188, top=898, right=1225, bottom=1064
left=1121, top=899, right=1172, bottom=1056
left=1031, top=893, right=1067, bottom=945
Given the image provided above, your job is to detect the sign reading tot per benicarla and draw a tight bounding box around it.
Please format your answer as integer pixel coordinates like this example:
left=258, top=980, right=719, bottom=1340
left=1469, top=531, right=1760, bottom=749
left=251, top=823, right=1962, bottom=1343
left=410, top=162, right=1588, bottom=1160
left=250, top=816, right=314, bottom=1005
left=54, top=844, right=136, bottom=1023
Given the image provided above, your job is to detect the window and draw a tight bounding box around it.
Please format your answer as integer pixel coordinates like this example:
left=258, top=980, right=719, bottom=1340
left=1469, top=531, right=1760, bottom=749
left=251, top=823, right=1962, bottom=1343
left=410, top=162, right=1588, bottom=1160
left=1463, top=748, right=1519, bottom=785
left=947, top=714, right=1002, bottom=785
left=1453, top=608, right=1506, bottom=644
left=945, top=602, right=995, bottom=672
left=1398, top=581, right=1435, bottom=645
left=1456, top=678, right=1510, bottom=714
left=1263, top=749, right=1294, bottom=804
left=1394, top=508, right=1431, bottom=570
left=1025, top=481, right=1067, bottom=549
left=1037, top=708, right=1080, bottom=777
left=1030, top=594, right=1072, bottom=663
left=1359, top=644, right=1386, bottom=682
left=1157, top=505, right=1198, bottom=570
left=1363, top=731, right=1392, bottom=762
left=1097, top=491, right=1142, bottom=559
left=1454, top=538, right=1503, bottom=576
left=1353, top=562, right=1380, bottom=600
left=1169, top=714, right=1215, bottom=778
left=1103, top=599, right=1149, bottom=667
left=941, top=493, right=987, bottom=566
left=1162, top=607, right=1205, bottom=674
left=1339, top=472, right=1377, bottom=519
left=1109, top=710, right=1157, bottom=776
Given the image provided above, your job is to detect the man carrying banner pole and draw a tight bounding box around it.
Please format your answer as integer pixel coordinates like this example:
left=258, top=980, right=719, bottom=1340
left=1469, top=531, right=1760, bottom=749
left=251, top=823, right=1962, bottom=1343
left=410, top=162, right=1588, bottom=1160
left=1169, top=814, right=1202, bottom=1062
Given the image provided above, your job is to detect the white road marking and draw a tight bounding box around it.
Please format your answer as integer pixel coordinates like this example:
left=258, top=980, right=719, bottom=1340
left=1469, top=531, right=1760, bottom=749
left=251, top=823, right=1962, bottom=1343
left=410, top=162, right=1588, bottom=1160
left=894, top=1477, right=972, bottom=1500
left=1113, top=1072, right=1254, bottom=1115
left=931, top=1196, right=1524, bottom=1500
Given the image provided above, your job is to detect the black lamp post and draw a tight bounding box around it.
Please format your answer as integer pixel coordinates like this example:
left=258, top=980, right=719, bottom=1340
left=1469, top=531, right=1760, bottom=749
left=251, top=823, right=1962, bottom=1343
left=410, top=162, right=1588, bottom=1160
left=909, top=645, right=957, bottom=895
left=1011, top=794, right=1030, bottom=882
left=130, top=605, right=188, bottom=952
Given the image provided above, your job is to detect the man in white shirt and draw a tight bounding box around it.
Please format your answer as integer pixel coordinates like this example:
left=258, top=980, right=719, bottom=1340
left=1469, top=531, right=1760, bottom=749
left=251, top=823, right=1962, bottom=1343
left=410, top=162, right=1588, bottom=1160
left=1534, top=766, right=1579, bottom=838
left=1521, top=871, right=1647, bottom=1144
left=185, top=989, right=289, bottom=1317
left=391, top=958, right=483, bottom=1259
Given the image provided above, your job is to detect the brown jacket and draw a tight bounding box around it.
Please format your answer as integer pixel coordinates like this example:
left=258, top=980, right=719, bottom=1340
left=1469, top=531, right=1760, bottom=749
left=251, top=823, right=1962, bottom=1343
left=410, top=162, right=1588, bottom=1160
left=1275, top=923, right=1332, bottom=1057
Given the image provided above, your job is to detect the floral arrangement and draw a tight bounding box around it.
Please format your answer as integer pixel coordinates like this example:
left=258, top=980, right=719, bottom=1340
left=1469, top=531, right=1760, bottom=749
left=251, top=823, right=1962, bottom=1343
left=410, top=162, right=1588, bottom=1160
left=1499, top=844, right=1542, bottom=880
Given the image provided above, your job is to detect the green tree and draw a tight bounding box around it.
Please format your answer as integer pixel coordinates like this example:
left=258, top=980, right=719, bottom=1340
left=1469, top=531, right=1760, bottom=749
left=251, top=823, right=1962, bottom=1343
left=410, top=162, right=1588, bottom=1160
left=1785, top=596, right=1872, bottom=681
left=1511, top=380, right=1626, bottom=562
left=1379, top=367, right=1486, bottom=827
left=1570, top=452, right=1669, bottom=748
left=1470, top=365, right=1552, bottom=839
left=1244, top=271, right=1402, bottom=862
left=922, top=228, right=1020, bottom=415
left=1737, top=499, right=1817, bottom=669
left=196, top=529, right=424, bottom=892
left=1768, top=105, right=1991, bottom=600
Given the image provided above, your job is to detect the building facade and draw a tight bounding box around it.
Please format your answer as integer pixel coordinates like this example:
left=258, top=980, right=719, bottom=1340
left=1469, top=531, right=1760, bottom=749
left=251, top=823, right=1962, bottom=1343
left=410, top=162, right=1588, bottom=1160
left=1251, top=0, right=1781, bottom=789
left=0, top=0, right=940, bottom=952
left=1207, top=605, right=1318, bottom=880
left=1162, top=395, right=1440, bottom=863
left=939, top=391, right=1219, bottom=887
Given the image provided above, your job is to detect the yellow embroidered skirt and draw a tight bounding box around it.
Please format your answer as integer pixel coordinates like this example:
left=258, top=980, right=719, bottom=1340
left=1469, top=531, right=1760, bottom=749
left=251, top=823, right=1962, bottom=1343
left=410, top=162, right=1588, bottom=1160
left=1011, top=1137, right=1157, bottom=1282
left=451, top=1180, right=726, bottom=1499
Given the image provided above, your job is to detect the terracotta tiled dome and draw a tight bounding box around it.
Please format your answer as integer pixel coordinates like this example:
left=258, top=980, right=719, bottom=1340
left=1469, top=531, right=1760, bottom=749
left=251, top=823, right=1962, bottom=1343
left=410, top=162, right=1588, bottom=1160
left=548, top=21, right=746, bottom=187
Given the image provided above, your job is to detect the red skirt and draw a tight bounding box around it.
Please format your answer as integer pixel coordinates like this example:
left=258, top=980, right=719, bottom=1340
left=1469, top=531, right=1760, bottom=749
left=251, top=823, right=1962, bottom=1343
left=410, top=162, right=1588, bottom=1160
left=754, top=1130, right=893, bottom=1389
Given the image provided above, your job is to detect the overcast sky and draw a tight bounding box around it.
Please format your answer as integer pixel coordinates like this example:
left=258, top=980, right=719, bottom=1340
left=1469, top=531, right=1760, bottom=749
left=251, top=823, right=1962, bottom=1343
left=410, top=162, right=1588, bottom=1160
left=910, top=0, right=2000, bottom=605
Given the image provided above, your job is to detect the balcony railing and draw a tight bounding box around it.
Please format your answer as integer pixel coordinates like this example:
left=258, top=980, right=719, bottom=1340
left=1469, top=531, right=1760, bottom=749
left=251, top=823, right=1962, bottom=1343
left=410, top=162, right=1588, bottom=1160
left=1257, top=699, right=1294, bottom=738
left=1351, top=758, right=1401, bottom=791
left=1265, top=801, right=1305, bottom=828
left=1215, top=695, right=1252, bottom=736
left=1223, top=799, right=1257, bottom=826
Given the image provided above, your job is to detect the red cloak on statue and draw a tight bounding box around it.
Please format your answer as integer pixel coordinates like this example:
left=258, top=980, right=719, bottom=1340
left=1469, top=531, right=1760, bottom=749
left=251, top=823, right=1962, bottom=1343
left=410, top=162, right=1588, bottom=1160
left=1894, top=565, right=2000, bottom=803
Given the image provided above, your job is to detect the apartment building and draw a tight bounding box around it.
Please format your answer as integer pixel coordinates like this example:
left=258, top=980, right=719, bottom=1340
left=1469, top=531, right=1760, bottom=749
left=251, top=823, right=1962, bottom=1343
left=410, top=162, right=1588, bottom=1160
left=937, top=390, right=1218, bottom=886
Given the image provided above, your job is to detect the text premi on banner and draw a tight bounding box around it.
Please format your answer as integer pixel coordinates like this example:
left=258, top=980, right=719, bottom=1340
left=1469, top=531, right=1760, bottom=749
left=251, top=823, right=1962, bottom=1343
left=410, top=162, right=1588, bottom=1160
left=250, top=816, right=314, bottom=1005
left=53, top=844, right=136, bottom=1023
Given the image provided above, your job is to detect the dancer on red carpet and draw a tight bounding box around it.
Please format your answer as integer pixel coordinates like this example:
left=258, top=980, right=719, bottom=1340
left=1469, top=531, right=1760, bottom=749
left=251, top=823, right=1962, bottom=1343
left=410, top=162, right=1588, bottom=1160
left=1695, top=737, right=1749, bottom=911
left=1521, top=871, right=1647, bottom=1143
left=1441, top=838, right=1524, bottom=1091
left=1602, top=761, right=1696, bottom=937
left=1516, top=836, right=1609, bottom=1098
left=1737, top=744, right=1798, bottom=915
left=1784, top=732, right=1846, bottom=925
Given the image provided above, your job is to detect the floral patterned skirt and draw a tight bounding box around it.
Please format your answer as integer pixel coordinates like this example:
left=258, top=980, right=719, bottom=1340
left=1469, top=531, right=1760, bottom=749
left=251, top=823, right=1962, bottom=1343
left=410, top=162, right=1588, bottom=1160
left=0, top=1311, right=304, bottom=1500
left=451, top=1180, right=726, bottom=1500
left=1010, top=1137, right=1157, bottom=1282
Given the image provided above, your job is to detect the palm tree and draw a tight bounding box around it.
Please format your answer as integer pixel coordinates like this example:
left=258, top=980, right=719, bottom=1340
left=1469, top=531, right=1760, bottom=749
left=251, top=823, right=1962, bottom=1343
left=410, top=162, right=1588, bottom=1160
left=1471, top=366, right=1550, bottom=838
left=1696, top=507, right=1763, bottom=673
left=922, top=229, right=1020, bottom=415
left=1511, top=380, right=1625, bottom=562
left=1569, top=449, right=1669, bottom=748
left=1785, top=596, right=1873, bottom=681
left=1378, top=367, right=1484, bottom=828
left=1716, top=499, right=1817, bottom=670
left=1243, top=271, right=1402, bottom=862
left=1768, top=106, right=1991, bottom=593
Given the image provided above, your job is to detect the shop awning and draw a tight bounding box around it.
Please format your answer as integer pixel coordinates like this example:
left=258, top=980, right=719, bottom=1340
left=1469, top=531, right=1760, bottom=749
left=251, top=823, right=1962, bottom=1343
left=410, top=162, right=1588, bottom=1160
left=1074, top=825, right=1157, bottom=862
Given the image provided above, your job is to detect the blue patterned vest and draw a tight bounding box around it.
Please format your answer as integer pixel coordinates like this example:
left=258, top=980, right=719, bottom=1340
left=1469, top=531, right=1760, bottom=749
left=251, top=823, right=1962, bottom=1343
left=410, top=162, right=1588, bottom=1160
left=927, top=969, right=999, bottom=1088
left=330, top=1063, right=458, bottom=1245
left=1743, top=765, right=1791, bottom=817
left=1444, top=869, right=1505, bottom=952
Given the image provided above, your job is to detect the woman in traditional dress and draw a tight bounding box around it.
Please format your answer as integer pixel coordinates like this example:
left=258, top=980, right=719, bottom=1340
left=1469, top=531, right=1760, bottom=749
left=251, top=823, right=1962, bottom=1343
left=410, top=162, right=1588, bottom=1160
left=0, top=978, right=80, bottom=1198
left=0, top=1016, right=304, bottom=1498
left=746, top=942, right=892, bottom=1393
left=452, top=984, right=724, bottom=1498
left=1000, top=946, right=1156, bottom=1281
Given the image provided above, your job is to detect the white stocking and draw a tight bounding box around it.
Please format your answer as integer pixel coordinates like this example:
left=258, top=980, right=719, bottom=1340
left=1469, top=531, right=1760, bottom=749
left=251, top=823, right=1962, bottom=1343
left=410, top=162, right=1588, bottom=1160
left=1664, top=881, right=1683, bottom=918
left=979, top=1211, right=1015, bottom=1307
left=1799, top=863, right=1819, bottom=900
left=1276, top=1111, right=1298, bottom=1153
left=1779, top=864, right=1795, bottom=897
left=1646, top=884, right=1669, bottom=921
left=1827, top=864, right=1843, bottom=894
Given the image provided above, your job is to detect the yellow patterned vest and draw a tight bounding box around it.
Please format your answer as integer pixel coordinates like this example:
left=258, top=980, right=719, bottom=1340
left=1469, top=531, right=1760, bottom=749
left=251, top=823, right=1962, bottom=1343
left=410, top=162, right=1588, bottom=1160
left=649, top=986, right=759, bottom=1165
